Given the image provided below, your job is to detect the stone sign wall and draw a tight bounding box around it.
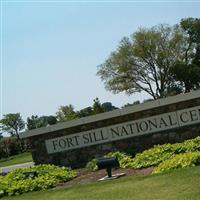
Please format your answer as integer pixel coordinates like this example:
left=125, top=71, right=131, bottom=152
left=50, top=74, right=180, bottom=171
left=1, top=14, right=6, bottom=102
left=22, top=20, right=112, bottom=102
left=20, top=91, right=200, bottom=168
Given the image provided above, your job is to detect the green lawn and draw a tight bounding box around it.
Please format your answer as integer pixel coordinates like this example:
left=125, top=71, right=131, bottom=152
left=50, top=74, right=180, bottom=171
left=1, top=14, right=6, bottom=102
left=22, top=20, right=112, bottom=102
left=2, top=166, right=200, bottom=200
left=0, top=152, right=33, bottom=168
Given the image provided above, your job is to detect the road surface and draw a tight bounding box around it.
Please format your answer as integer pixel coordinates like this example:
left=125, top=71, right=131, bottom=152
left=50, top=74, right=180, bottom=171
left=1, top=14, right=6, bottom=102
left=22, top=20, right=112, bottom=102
left=0, top=162, right=34, bottom=174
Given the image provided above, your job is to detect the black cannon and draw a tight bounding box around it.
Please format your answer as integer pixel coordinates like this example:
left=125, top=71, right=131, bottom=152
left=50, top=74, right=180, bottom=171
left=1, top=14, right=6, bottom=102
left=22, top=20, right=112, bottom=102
left=97, top=157, right=119, bottom=178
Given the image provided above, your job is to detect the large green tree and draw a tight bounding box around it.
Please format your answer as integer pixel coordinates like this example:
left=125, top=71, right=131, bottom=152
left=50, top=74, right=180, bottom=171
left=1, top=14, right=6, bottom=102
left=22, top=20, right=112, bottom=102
left=97, top=23, right=189, bottom=99
left=171, top=18, right=200, bottom=92
left=0, top=113, right=25, bottom=140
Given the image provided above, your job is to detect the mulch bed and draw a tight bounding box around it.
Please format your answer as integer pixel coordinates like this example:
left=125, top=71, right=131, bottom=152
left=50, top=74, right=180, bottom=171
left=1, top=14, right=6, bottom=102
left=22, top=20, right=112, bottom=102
left=58, top=167, right=154, bottom=188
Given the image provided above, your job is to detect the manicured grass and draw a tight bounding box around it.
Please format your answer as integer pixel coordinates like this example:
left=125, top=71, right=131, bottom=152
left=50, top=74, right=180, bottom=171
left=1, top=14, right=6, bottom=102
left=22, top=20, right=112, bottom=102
left=2, top=166, right=200, bottom=200
left=0, top=152, right=32, bottom=168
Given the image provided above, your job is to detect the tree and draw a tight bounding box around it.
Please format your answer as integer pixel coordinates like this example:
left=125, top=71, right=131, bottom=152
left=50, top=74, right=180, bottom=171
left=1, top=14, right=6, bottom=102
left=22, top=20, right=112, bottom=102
left=27, top=115, right=57, bottom=130
left=102, top=102, right=118, bottom=111
left=122, top=100, right=140, bottom=108
left=46, top=116, right=57, bottom=125
left=97, top=24, right=187, bottom=99
left=27, top=115, right=40, bottom=130
left=0, top=113, right=25, bottom=152
left=92, top=98, right=105, bottom=114
left=56, top=104, right=77, bottom=122
left=171, top=18, right=200, bottom=92
left=77, top=107, right=93, bottom=118
left=0, top=113, right=25, bottom=140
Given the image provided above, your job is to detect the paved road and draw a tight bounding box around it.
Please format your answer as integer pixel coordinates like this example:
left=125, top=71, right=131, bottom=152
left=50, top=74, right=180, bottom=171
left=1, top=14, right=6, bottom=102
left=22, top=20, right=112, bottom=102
left=0, top=162, right=34, bottom=174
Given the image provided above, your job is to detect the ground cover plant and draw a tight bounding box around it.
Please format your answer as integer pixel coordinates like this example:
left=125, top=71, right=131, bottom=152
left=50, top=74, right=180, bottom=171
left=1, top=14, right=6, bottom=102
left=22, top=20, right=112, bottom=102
left=2, top=166, right=200, bottom=200
left=131, top=136, right=200, bottom=169
left=153, top=152, right=200, bottom=174
left=86, top=136, right=200, bottom=173
left=0, top=164, right=77, bottom=197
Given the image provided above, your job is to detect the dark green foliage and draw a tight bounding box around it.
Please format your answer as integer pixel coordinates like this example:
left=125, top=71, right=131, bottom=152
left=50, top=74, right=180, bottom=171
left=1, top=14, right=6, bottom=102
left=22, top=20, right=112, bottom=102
left=46, top=116, right=57, bottom=125
left=92, top=98, right=105, bottom=114
left=0, top=164, right=77, bottom=197
left=122, top=101, right=140, bottom=108
left=171, top=62, right=200, bottom=93
left=0, top=137, right=29, bottom=158
left=27, top=115, right=57, bottom=130
left=102, top=102, right=118, bottom=111
left=77, top=107, right=93, bottom=118
left=56, top=99, right=118, bottom=121
left=170, top=18, right=200, bottom=92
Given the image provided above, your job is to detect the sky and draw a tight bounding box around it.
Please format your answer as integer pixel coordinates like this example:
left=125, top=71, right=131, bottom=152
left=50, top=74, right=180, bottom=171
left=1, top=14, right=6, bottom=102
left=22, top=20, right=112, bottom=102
left=1, top=0, right=200, bottom=121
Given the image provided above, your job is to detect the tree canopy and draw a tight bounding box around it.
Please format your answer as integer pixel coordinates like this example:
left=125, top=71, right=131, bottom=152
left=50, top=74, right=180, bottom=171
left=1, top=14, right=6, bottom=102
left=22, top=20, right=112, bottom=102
left=171, top=18, right=200, bottom=92
left=27, top=115, right=57, bottom=130
left=97, top=18, right=200, bottom=99
left=0, top=113, right=25, bottom=139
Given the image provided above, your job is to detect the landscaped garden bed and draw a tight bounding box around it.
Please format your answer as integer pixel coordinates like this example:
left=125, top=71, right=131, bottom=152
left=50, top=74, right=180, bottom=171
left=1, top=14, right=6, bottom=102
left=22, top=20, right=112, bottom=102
left=2, top=135, right=200, bottom=198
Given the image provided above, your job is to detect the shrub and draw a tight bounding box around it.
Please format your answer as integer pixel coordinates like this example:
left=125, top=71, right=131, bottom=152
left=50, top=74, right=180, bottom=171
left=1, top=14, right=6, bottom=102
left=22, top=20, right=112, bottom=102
left=86, top=159, right=98, bottom=171
left=86, top=136, right=200, bottom=172
left=131, top=136, right=200, bottom=169
left=0, top=164, right=77, bottom=197
left=0, top=137, right=30, bottom=159
left=152, top=152, right=200, bottom=174
left=131, top=144, right=175, bottom=169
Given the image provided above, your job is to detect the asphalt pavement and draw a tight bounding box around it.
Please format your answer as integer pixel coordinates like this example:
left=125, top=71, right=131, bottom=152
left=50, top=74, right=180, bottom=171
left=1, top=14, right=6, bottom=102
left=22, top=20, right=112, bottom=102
left=0, top=162, right=34, bottom=174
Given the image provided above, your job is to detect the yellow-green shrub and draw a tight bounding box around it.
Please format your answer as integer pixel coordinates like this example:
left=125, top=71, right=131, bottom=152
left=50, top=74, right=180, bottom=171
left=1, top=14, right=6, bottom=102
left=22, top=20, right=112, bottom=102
left=152, top=152, right=200, bottom=174
left=0, top=164, right=77, bottom=197
left=85, top=136, right=200, bottom=171
left=131, top=136, right=200, bottom=169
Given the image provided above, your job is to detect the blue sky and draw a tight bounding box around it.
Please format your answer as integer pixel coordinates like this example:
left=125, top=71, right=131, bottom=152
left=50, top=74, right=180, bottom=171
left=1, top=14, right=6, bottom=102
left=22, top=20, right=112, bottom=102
left=1, top=1, right=200, bottom=121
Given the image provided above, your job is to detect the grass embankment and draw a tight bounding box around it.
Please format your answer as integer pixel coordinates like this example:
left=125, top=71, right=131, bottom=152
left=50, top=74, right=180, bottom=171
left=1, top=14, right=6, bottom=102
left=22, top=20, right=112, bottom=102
left=3, top=166, right=200, bottom=200
left=0, top=153, right=32, bottom=168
